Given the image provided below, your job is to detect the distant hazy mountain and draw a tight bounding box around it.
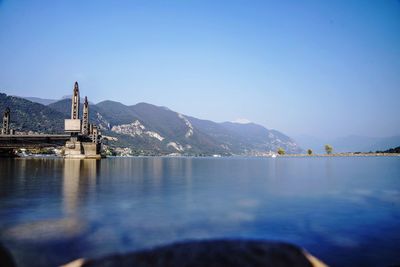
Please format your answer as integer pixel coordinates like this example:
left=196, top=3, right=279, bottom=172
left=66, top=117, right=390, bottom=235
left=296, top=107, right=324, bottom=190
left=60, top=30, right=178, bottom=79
left=293, top=134, right=326, bottom=153
left=380, top=146, right=400, bottom=153
left=16, top=96, right=58, bottom=105
left=332, top=135, right=400, bottom=153
left=61, top=95, right=94, bottom=104
left=294, top=134, right=400, bottom=153
left=17, top=95, right=93, bottom=106
left=48, top=98, right=302, bottom=155
left=371, top=136, right=400, bottom=152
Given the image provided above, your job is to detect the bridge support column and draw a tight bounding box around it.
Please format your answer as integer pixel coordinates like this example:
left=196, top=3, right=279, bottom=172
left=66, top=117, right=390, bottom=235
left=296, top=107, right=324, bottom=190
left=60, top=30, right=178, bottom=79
left=82, top=143, right=101, bottom=159
left=64, top=140, right=84, bottom=158
left=1, top=108, right=11, bottom=135
left=64, top=141, right=101, bottom=159
left=82, top=97, right=89, bottom=135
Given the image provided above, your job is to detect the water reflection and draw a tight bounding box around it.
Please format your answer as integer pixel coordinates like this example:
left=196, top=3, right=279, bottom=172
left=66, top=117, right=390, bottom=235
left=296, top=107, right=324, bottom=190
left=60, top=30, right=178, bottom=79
left=0, top=157, right=399, bottom=267
left=63, top=159, right=98, bottom=215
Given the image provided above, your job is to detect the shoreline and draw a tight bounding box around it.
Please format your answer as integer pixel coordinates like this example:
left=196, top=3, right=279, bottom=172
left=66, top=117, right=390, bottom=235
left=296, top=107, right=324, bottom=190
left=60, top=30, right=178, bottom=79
left=279, top=153, right=400, bottom=157
left=4, top=152, right=400, bottom=159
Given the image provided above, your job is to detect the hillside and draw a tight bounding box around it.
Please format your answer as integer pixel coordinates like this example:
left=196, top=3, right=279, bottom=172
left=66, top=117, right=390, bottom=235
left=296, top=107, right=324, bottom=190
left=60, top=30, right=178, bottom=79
left=2, top=93, right=302, bottom=155
left=50, top=98, right=302, bottom=155
left=0, top=93, right=67, bottom=133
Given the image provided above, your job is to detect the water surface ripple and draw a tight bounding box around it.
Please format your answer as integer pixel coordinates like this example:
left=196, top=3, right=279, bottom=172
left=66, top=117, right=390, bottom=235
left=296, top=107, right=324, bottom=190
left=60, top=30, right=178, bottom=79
left=0, top=157, right=399, bottom=266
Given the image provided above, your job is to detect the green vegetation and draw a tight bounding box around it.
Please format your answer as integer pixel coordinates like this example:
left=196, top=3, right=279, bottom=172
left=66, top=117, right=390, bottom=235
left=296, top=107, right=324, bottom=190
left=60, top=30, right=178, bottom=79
left=307, top=149, right=313, bottom=155
left=325, top=144, right=333, bottom=154
left=0, top=93, right=67, bottom=133
left=277, top=147, right=285, bottom=155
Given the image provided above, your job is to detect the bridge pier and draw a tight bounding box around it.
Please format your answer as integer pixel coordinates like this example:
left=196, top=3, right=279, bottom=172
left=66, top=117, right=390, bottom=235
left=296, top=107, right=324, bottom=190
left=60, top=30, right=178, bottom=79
left=64, top=140, right=101, bottom=159
left=1, top=107, right=10, bottom=135
left=63, top=82, right=102, bottom=159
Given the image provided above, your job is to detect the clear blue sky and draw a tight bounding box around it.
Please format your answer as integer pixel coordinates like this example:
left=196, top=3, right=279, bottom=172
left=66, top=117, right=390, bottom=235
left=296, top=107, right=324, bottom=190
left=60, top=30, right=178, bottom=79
left=0, top=0, right=399, bottom=139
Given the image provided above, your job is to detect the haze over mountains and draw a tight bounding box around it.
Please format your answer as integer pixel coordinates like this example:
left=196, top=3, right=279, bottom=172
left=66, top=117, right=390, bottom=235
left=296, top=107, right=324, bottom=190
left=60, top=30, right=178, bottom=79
left=17, top=96, right=58, bottom=106
left=295, top=134, right=400, bottom=154
left=1, top=93, right=302, bottom=155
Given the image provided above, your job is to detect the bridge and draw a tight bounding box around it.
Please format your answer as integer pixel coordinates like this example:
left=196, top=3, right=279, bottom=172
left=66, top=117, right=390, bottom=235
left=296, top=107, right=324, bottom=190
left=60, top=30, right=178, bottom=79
left=0, top=82, right=102, bottom=158
left=0, top=134, right=71, bottom=149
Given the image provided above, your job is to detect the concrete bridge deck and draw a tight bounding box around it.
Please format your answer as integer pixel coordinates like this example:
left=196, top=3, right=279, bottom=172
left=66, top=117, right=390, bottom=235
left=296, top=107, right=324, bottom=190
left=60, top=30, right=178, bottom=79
left=0, top=134, right=71, bottom=149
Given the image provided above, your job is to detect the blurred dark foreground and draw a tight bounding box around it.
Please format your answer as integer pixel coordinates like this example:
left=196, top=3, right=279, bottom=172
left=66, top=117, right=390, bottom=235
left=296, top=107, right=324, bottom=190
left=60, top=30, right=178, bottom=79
left=1, top=240, right=327, bottom=267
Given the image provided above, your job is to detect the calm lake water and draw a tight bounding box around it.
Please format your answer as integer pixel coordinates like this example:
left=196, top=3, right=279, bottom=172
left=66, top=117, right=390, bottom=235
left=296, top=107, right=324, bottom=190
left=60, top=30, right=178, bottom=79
left=0, top=157, right=400, bottom=267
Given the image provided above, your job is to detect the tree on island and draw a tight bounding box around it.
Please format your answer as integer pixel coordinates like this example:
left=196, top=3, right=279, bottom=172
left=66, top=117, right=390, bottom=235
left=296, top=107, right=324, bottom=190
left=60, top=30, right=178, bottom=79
left=307, top=149, right=313, bottom=155
left=277, top=147, right=285, bottom=155
left=325, top=144, right=333, bottom=154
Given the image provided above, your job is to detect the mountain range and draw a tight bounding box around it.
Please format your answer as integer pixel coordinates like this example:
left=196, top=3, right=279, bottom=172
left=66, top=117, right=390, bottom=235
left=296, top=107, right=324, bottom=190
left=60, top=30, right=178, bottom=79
left=0, top=93, right=302, bottom=155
